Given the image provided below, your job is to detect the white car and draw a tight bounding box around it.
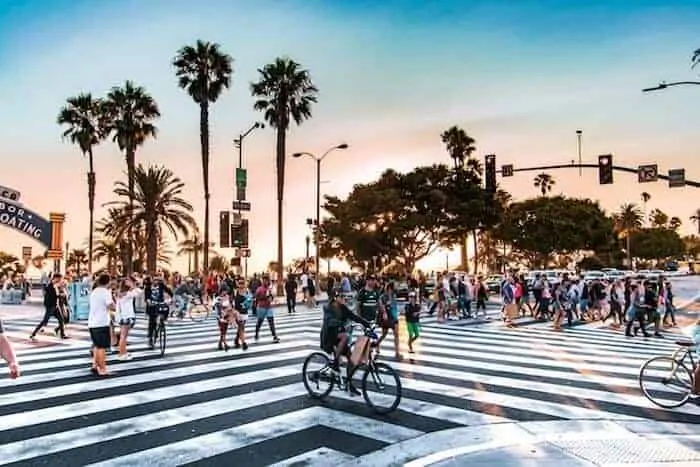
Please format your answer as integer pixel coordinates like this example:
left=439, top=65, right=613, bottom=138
left=583, top=270, right=607, bottom=282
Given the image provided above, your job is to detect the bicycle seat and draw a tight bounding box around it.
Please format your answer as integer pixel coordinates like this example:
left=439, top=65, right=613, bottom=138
left=676, top=340, right=697, bottom=348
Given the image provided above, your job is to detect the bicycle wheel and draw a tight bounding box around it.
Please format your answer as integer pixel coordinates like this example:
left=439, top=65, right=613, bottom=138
left=158, top=323, right=167, bottom=357
left=189, top=303, right=209, bottom=322
left=639, top=356, right=693, bottom=409
left=362, top=361, right=402, bottom=414
left=302, top=352, right=335, bottom=399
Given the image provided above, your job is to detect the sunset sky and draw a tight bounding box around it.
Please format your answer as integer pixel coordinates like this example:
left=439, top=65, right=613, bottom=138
left=1, top=0, right=699, bottom=273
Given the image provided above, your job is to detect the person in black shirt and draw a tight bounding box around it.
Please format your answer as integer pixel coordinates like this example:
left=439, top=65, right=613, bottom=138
left=30, top=273, right=66, bottom=340
left=284, top=275, right=297, bottom=314
left=233, top=279, right=250, bottom=350
left=404, top=292, right=421, bottom=353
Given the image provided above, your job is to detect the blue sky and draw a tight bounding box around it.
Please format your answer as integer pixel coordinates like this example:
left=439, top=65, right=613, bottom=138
left=0, top=0, right=699, bottom=272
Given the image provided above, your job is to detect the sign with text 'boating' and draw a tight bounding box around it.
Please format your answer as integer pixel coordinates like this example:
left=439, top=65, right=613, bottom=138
left=0, top=200, right=52, bottom=247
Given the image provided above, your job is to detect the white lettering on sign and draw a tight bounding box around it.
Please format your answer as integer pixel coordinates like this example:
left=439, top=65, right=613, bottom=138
left=0, top=202, right=42, bottom=239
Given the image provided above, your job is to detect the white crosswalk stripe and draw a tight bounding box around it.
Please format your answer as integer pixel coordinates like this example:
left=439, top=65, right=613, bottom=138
left=0, top=307, right=697, bottom=466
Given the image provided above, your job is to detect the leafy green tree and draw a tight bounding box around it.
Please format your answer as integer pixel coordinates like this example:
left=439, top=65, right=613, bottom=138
left=251, top=58, right=318, bottom=293
left=320, top=165, right=451, bottom=273
left=495, top=196, right=615, bottom=268
left=57, top=93, right=104, bottom=273
left=669, top=216, right=682, bottom=231
left=649, top=208, right=669, bottom=228
left=684, top=235, right=700, bottom=258
left=533, top=173, right=555, bottom=197
left=107, top=165, right=196, bottom=273
left=629, top=228, right=684, bottom=261
left=173, top=40, right=233, bottom=273
left=103, top=81, right=161, bottom=274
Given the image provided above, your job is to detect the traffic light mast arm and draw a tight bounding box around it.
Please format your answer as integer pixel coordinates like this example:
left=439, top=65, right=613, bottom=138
left=497, top=163, right=699, bottom=188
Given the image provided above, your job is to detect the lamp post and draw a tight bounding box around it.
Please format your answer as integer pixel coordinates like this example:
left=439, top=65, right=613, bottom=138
left=233, top=122, right=264, bottom=167
left=576, top=129, right=582, bottom=177
left=293, top=143, right=349, bottom=279
left=642, top=81, right=700, bottom=93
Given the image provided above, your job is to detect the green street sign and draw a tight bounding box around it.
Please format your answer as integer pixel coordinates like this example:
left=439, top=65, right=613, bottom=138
left=236, top=168, right=247, bottom=188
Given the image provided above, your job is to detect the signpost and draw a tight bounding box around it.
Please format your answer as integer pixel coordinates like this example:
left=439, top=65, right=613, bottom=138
left=231, top=201, right=251, bottom=211
left=668, top=168, right=686, bottom=188
left=0, top=186, right=20, bottom=202
left=501, top=164, right=514, bottom=177
left=637, top=164, right=659, bottom=183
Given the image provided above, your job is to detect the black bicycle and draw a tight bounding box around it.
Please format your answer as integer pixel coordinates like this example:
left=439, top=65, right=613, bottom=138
left=149, top=302, right=169, bottom=357
left=302, top=324, right=402, bottom=414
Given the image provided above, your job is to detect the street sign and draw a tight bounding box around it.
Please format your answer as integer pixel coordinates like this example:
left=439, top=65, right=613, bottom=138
left=637, top=164, right=658, bottom=183
left=501, top=164, right=514, bottom=177
left=232, top=201, right=251, bottom=211
left=241, top=248, right=251, bottom=258
left=236, top=186, right=246, bottom=201
left=668, top=168, right=686, bottom=188
left=0, top=186, right=20, bottom=202
left=236, top=168, right=247, bottom=188
left=22, top=246, right=31, bottom=260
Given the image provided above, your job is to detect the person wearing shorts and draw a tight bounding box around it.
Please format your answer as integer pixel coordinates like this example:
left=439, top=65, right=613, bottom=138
left=0, top=319, right=19, bottom=379
left=404, top=292, right=421, bottom=353
left=115, top=277, right=139, bottom=361
left=233, top=279, right=250, bottom=350
left=89, top=274, right=114, bottom=377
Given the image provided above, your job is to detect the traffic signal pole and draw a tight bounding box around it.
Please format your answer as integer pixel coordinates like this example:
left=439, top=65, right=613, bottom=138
left=496, top=162, right=700, bottom=188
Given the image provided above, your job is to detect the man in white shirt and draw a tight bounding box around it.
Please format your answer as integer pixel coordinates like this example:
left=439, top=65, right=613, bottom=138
left=300, top=272, right=309, bottom=304
left=89, top=274, right=115, bottom=377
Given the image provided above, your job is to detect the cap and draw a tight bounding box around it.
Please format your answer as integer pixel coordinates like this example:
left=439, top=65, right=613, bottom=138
left=367, top=274, right=377, bottom=280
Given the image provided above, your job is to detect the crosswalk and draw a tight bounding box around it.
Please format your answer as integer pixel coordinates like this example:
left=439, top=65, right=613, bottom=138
left=0, top=308, right=698, bottom=466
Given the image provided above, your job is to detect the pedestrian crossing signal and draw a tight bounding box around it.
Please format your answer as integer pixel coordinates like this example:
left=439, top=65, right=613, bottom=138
left=598, top=155, right=613, bottom=185
left=484, top=154, right=496, bottom=193
left=219, top=211, right=230, bottom=248
left=230, top=219, right=249, bottom=248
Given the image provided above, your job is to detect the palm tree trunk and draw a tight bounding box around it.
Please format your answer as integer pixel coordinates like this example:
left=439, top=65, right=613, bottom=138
left=187, top=252, right=192, bottom=274
left=193, top=235, right=200, bottom=273
left=275, top=127, right=286, bottom=295
left=472, top=230, right=478, bottom=274
left=87, top=148, right=96, bottom=274
left=126, top=147, right=136, bottom=274
left=200, top=103, right=211, bottom=273
left=146, top=219, right=158, bottom=274
left=626, top=234, right=632, bottom=268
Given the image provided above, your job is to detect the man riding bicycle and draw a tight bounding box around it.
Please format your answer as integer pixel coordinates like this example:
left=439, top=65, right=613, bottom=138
left=320, top=292, right=371, bottom=396
left=144, top=273, right=173, bottom=349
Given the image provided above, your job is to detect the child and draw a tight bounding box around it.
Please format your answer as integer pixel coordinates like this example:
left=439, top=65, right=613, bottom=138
left=115, top=277, right=140, bottom=361
left=216, top=291, right=236, bottom=351
left=405, top=292, right=421, bottom=353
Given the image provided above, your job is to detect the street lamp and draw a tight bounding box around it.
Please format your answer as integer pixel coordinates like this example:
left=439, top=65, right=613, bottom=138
left=293, top=143, right=349, bottom=279
left=642, top=81, right=700, bottom=93
left=233, top=122, right=264, bottom=167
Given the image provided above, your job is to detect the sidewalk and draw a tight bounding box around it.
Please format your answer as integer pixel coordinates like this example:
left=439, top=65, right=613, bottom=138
left=340, top=420, right=700, bottom=466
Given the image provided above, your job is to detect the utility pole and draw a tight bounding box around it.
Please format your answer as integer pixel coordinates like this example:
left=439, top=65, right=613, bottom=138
left=576, top=130, right=582, bottom=176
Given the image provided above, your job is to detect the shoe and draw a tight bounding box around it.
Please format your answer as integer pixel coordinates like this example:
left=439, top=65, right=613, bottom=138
left=218, top=342, right=223, bottom=351
left=29, top=335, right=36, bottom=341
left=117, top=354, right=133, bottom=361
left=654, top=333, right=664, bottom=338
left=242, top=342, right=248, bottom=351
left=273, top=337, right=280, bottom=343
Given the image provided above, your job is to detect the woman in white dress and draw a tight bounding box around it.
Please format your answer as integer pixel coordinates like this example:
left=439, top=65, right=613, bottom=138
left=115, top=277, right=140, bottom=361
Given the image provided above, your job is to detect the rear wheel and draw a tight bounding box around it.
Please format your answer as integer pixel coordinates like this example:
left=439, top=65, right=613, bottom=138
left=302, top=352, right=335, bottom=399
left=639, top=356, right=692, bottom=409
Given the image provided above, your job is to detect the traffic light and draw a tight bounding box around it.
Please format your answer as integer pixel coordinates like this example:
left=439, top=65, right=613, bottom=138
left=484, top=154, right=496, bottom=193
left=598, top=155, right=613, bottom=185
left=219, top=211, right=230, bottom=247
left=231, top=219, right=249, bottom=248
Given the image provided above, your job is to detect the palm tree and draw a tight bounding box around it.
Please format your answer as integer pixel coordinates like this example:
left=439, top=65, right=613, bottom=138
left=649, top=208, right=669, bottom=228
left=177, top=234, right=215, bottom=273
left=440, top=126, right=477, bottom=271
left=640, top=192, right=651, bottom=225
left=66, top=249, right=88, bottom=271
left=614, top=203, right=644, bottom=267
left=669, top=216, right=682, bottom=231
left=173, top=40, right=233, bottom=273
left=103, top=81, right=161, bottom=274
left=209, top=255, right=227, bottom=273
left=31, top=254, right=47, bottom=270
left=57, top=93, right=104, bottom=273
left=691, top=208, right=700, bottom=235
left=92, top=236, right=121, bottom=274
left=533, top=173, right=555, bottom=196
left=107, top=164, right=196, bottom=273
left=251, top=57, right=318, bottom=293
left=692, top=48, right=700, bottom=69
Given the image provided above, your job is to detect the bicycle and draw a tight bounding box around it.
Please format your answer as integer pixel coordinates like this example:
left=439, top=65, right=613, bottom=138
left=301, top=325, right=402, bottom=414
left=148, top=301, right=169, bottom=357
left=172, top=294, right=210, bottom=322
left=639, top=339, right=698, bottom=408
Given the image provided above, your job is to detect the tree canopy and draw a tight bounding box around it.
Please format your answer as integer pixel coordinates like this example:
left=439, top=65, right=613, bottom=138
left=629, top=228, right=684, bottom=260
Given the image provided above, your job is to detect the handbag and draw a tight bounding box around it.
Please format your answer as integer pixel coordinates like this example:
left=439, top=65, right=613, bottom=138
left=503, top=303, right=519, bottom=320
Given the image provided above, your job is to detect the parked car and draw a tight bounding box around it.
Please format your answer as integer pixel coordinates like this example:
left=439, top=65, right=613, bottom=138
left=484, top=274, right=504, bottom=294
left=583, top=270, right=607, bottom=282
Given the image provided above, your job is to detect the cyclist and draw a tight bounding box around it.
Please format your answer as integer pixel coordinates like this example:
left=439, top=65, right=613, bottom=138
left=173, top=277, right=198, bottom=318
left=320, top=292, right=371, bottom=396
left=144, top=273, right=173, bottom=350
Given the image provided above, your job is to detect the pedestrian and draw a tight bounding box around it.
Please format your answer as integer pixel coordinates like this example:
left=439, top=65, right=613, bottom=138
left=0, top=319, right=19, bottom=379
left=254, top=276, right=280, bottom=343
left=30, top=273, right=67, bottom=341
left=284, top=274, right=297, bottom=314
left=404, top=292, right=421, bottom=353
left=115, top=277, right=139, bottom=361
left=88, top=274, right=115, bottom=377
left=216, top=290, right=236, bottom=351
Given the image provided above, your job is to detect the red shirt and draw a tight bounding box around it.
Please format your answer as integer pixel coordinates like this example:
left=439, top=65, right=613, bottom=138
left=255, top=285, right=272, bottom=308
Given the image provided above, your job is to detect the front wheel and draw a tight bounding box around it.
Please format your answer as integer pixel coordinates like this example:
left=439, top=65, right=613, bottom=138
left=189, top=303, right=209, bottom=322
left=362, top=361, right=402, bottom=414
left=302, top=352, right=335, bottom=399
left=639, top=356, right=693, bottom=409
